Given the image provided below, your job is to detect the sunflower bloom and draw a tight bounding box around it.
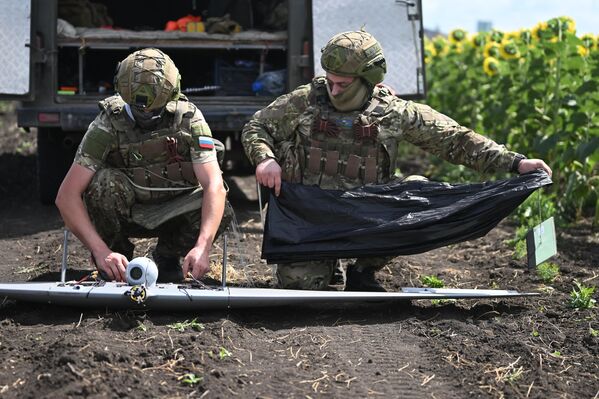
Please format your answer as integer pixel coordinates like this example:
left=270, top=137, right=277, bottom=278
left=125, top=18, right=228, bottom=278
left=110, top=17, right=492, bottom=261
left=532, top=22, right=548, bottom=41
left=449, top=42, right=465, bottom=54
left=424, top=43, right=437, bottom=64
left=546, top=18, right=561, bottom=36
left=489, top=29, right=504, bottom=43
left=580, top=34, right=595, bottom=50
left=505, top=31, right=519, bottom=41
left=470, top=32, right=487, bottom=48
left=483, top=42, right=501, bottom=58
left=577, top=45, right=590, bottom=57
left=519, top=29, right=532, bottom=44
left=448, top=29, right=467, bottom=44
left=483, top=57, right=500, bottom=76
left=547, top=16, right=576, bottom=38
left=499, top=40, right=520, bottom=59
left=432, top=36, right=449, bottom=56
left=560, top=16, right=576, bottom=34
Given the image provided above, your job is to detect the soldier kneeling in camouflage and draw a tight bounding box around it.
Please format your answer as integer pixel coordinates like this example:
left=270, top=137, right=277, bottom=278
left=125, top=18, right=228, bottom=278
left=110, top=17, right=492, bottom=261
left=241, top=30, right=552, bottom=291
left=56, top=48, right=231, bottom=283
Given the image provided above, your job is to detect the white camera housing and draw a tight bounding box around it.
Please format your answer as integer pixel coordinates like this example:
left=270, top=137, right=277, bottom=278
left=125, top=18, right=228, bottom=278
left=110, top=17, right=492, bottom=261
left=126, top=257, right=159, bottom=287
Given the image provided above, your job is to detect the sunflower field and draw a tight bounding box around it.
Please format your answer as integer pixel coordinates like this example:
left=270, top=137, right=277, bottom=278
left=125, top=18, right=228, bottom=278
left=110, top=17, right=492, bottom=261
left=422, top=17, right=598, bottom=226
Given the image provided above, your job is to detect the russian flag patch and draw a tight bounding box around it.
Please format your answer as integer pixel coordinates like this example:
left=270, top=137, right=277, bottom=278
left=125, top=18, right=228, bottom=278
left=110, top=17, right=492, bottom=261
left=198, top=137, right=214, bottom=150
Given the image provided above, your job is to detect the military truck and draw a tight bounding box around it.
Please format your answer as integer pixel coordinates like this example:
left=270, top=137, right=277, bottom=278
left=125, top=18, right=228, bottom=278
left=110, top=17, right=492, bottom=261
left=0, top=0, right=424, bottom=203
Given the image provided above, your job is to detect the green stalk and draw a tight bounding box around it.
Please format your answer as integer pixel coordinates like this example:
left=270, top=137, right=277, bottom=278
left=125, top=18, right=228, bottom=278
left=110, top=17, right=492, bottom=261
left=550, top=24, right=563, bottom=187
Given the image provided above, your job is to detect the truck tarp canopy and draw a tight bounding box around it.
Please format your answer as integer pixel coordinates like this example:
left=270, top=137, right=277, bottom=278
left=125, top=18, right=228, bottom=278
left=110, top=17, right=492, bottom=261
left=261, top=170, right=552, bottom=263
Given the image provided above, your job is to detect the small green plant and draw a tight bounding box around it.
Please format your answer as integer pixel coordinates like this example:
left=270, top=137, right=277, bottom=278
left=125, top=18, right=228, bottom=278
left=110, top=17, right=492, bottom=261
left=590, top=328, right=598, bottom=337
left=536, top=262, right=560, bottom=284
left=137, top=322, right=147, bottom=332
left=551, top=351, right=562, bottom=357
left=167, top=318, right=205, bottom=332
left=531, top=330, right=539, bottom=337
left=178, top=373, right=202, bottom=386
left=219, top=346, right=232, bottom=360
left=420, top=275, right=444, bottom=288
left=509, top=225, right=529, bottom=259
left=568, top=281, right=597, bottom=309
left=505, top=367, right=524, bottom=382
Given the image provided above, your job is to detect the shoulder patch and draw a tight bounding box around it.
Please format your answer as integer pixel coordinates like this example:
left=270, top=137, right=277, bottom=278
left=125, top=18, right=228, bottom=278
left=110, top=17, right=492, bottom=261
left=198, top=136, right=215, bottom=150
left=79, top=126, right=114, bottom=160
left=191, top=135, right=216, bottom=152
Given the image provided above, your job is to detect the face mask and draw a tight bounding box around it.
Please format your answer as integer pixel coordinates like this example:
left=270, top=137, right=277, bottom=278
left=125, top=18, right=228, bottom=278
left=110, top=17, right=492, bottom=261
left=326, top=78, right=371, bottom=112
left=130, top=106, right=164, bottom=130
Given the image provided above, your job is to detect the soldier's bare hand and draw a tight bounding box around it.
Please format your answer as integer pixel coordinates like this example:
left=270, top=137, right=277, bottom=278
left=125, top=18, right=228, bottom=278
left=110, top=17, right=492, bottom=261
left=92, top=250, right=128, bottom=282
left=256, top=158, right=282, bottom=196
left=182, top=246, right=210, bottom=280
left=518, top=159, right=552, bottom=177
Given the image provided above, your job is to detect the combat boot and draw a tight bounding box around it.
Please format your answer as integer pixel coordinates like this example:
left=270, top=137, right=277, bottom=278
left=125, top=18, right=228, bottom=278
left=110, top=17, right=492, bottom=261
left=152, top=250, right=183, bottom=283
left=345, top=265, right=386, bottom=292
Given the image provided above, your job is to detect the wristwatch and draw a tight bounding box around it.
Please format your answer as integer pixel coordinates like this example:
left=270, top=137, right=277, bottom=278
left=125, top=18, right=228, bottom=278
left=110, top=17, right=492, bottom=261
left=510, top=154, right=527, bottom=173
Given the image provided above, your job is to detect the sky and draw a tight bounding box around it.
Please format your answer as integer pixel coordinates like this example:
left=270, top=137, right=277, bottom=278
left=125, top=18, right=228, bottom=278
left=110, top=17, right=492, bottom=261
left=421, top=0, right=599, bottom=35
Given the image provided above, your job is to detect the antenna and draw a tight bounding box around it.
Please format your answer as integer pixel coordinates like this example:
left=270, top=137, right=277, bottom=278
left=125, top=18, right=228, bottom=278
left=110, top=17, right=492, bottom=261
left=60, top=229, right=69, bottom=283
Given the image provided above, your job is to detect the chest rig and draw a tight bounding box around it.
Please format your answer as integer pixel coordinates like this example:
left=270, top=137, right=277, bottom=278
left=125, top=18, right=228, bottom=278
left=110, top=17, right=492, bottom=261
left=301, top=77, right=391, bottom=189
left=100, top=96, right=198, bottom=201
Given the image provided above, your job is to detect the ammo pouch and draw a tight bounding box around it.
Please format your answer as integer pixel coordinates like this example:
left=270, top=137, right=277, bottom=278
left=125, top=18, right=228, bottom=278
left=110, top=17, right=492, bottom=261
left=120, top=136, right=224, bottom=183
left=304, top=139, right=379, bottom=184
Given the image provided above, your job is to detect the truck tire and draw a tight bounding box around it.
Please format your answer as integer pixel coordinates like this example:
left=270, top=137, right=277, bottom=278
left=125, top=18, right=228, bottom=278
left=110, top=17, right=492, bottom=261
left=37, top=128, right=80, bottom=205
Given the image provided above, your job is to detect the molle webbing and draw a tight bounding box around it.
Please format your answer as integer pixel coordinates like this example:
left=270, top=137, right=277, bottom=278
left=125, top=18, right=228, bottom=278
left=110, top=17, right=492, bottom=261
left=108, top=134, right=184, bottom=167
left=355, top=97, right=385, bottom=141
left=129, top=161, right=196, bottom=188
left=116, top=134, right=198, bottom=188
left=139, top=139, right=165, bottom=159
left=312, top=78, right=335, bottom=135
left=305, top=138, right=378, bottom=184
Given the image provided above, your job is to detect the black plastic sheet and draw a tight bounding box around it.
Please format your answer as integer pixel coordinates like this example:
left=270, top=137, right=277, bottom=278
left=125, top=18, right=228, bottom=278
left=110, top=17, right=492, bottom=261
left=262, top=170, right=552, bottom=263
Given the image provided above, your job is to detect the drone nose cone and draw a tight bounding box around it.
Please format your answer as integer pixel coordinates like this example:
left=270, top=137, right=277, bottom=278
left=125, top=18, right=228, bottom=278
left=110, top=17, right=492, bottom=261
left=126, top=257, right=159, bottom=287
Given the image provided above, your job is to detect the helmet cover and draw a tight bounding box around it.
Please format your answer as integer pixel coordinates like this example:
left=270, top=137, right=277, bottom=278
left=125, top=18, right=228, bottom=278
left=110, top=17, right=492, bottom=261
left=321, top=30, right=387, bottom=86
left=114, top=48, right=181, bottom=111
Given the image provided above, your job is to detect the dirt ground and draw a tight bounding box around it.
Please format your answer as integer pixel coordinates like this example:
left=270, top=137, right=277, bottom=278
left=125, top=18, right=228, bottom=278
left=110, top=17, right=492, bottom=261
left=0, top=105, right=597, bottom=398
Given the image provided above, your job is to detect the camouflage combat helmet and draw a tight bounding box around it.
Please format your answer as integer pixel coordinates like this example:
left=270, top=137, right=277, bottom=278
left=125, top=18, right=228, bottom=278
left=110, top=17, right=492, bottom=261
left=114, top=48, right=181, bottom=111
left=321, top=30, right=387, bottom=86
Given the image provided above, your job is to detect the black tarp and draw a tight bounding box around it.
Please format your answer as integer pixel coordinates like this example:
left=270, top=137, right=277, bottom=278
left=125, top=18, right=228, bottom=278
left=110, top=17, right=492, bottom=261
left=261, top=170, right=552, bottom=263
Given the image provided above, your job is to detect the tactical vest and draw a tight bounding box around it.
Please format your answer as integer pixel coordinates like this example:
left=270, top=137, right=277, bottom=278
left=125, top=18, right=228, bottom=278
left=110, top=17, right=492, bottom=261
left=100, top=95, right=199, bottom=202
left=299, top=77, right=395, bottom=190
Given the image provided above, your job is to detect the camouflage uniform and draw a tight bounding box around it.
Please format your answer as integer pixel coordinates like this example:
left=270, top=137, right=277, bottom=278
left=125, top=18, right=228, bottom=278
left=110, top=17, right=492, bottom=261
left=76, top=93, right=231, bottom=260
left=242, top=31, right=524, bottom=290
left=241, top=78, right=523, bottom=290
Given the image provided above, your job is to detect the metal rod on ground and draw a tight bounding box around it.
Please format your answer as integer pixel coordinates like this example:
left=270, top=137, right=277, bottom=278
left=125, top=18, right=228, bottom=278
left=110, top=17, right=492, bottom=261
left=256, top=181, right=264, bottom=227
left=61, top=229, right=70, bottom=283
left=222, top=232, right=228, bottom=288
